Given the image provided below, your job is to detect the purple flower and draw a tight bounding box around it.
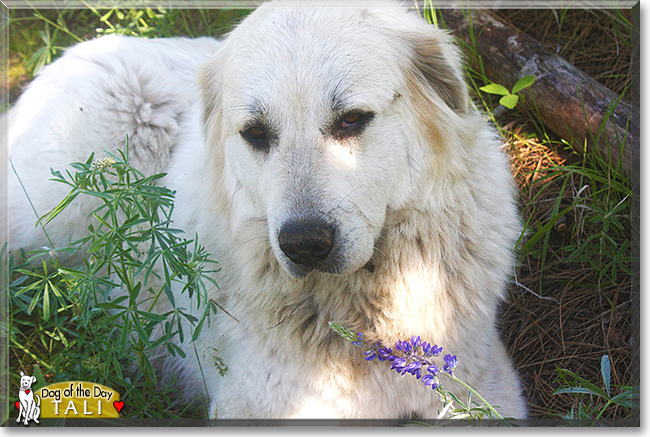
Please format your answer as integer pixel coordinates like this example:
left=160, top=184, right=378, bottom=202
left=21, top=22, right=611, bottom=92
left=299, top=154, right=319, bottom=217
left=404, top=360, right=422, bottom=374
left=390, top=357, right=406, bottom=371
left=377, top=346, right=393, bottom=362
left=351, top=332, right=365, bottom=346
left=329, top=323, right=459, bottom=394
left=443, top=354, right=458, bottom=375
left=422, top=373, right=439, bottom=389
left=395, top=340, right=411, bottom=353
left=375, top=336, right=457, bottom=387
left=364, top=350, right=377, bottom=361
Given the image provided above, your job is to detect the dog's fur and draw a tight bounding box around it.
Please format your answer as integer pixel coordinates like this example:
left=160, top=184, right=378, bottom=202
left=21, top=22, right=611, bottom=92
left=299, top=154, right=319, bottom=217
left=6, top=1, right=528, bottom=419
left=17, top=371, right=40, bottom=425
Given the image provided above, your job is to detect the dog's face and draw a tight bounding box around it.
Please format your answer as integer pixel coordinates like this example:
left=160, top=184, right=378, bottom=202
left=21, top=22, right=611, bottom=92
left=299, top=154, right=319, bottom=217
left=19, top=371, right=36, bottom=391
left=200, top=1, right=469, bottom=278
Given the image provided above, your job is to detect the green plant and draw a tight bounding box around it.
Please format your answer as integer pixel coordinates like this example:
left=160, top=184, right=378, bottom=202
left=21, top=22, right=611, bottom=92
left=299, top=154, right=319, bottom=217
left=86, top=6, right=168, bottom=37
left=9, top=146, right=221, bottom=419
left=479, top=75, right=536, bottom=109
left=554, top=355, right=639, bottom=422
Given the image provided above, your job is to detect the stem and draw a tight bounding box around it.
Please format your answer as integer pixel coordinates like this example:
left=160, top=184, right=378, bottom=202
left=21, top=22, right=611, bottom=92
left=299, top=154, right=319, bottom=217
left=10, top=157, right=56, bottom=250
left=447, top=374, right=507, bottom=422
left=594, top=399, right=612, bottom=421
left=24, top=1, right=85, bottom=43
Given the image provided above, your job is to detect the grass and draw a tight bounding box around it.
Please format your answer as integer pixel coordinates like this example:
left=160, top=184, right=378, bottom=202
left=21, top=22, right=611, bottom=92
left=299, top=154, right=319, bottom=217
left=3, top=6, right=250, bottom=105
left=2, top=3, right=639, bottom=425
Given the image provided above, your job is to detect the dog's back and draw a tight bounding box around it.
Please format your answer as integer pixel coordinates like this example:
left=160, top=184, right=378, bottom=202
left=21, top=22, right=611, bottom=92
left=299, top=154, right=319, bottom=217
left=6, top=35, right=221, bottom=255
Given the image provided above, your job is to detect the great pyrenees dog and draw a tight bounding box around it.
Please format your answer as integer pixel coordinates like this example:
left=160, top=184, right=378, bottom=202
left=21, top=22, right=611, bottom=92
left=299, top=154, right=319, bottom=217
left=5, top=0, right=528, bottom=420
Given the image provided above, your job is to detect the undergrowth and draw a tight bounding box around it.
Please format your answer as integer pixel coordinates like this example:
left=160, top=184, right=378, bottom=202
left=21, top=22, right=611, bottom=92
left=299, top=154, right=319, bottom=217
left=7, top=146, right=222, bottom=421
left=423, top=3, right=637, bottom=423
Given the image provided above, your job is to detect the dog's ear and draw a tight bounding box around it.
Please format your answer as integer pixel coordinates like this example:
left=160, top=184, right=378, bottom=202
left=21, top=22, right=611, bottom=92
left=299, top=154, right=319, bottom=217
left=373, top=7, right=469, bottom=114
left=198, top=54, right=224, bottom=134
left=406, top=30, right=470, bottom=114
left=19, top=371, right=24, bottom=377
left=196, top=50, right=233, bottom=214
left=197, top=48, right=229, bottom=171
left=31, top=376, right=37, bottom=384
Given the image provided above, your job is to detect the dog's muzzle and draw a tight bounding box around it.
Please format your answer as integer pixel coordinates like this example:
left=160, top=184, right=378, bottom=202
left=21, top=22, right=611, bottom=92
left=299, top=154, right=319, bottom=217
left=278, top=218, right=335, bottom=270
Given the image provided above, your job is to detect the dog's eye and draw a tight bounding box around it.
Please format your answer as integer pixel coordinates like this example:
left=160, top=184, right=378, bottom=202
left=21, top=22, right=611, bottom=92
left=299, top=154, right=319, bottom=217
left=241, top=123, right=270, bottom=152
left=341, top=113, right=361, bottom=128
left=334, top=111, right=374, bottom=140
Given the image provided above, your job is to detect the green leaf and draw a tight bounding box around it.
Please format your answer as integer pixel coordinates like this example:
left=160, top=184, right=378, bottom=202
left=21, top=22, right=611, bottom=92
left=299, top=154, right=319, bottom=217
left=610, top=387, right=640, bottom=409
left=136, top=310, right=167, bottom=323
left=512, top=75, right=535, bottom=94
left=39, top=189, right=80, bottom=226
left=499, top=94, right=519, bottom=109
left=479, top=83, right=510, bottom=96
left=553, top=387, right=593, bottom=395
left=100, top=9, right=114, bottom=23
left=118, top=314, right=130, bottom=355
left=163, top=284, right=176, bottom=308
left=133, top=319, right=151, bottom=347
left=32, top=365, right=47, bottom=392
left=42, top=282, right=51, bottom=321
left=601, top=355, right=611, bottom=398
left=191, top=311, right=208, bottom=342
left=554, top=368, right=609, bottom=399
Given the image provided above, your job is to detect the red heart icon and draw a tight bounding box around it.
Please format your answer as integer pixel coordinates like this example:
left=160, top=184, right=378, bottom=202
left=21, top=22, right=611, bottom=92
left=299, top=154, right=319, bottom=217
left=25, top=390, right=30, bottom=394
left=15, top=401, right=20, bottom=410
left=113, top=401, right=124, bottom=413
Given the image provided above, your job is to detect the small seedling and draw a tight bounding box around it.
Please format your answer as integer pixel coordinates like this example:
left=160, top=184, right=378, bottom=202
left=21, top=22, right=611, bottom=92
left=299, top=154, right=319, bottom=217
left=480, top=75, right=535, bottom=109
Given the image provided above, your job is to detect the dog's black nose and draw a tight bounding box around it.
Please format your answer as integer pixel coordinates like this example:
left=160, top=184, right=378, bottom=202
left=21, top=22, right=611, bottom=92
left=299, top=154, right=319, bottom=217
left=278, top=219, right=335, bottom=268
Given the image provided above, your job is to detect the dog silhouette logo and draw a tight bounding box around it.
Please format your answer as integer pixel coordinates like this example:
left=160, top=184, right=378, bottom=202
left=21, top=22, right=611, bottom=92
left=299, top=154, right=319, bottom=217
left=16, top=371, right=41, bottom=426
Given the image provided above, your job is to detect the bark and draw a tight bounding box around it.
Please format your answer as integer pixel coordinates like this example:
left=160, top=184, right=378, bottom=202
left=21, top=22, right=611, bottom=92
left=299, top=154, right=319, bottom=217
left=441, top=9, right=639, bottom=179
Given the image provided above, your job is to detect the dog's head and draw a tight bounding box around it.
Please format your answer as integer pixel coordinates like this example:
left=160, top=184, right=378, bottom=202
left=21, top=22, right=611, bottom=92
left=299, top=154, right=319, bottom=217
left=19, top=371, right=36, bottom=391
left=199, top=0, right=471, bottom=278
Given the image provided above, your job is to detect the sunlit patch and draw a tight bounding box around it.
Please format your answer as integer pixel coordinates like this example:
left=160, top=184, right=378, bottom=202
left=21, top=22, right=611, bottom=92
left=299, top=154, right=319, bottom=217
left=324, top=138, right=357, bottom=169
left=290, top=396, right=340, bottom=419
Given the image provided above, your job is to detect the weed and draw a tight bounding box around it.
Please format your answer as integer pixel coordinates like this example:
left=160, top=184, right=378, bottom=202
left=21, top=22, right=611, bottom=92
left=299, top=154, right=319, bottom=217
left=553, top=355, right=639, bottom=423
left=9, top=146, right=221, bottom=419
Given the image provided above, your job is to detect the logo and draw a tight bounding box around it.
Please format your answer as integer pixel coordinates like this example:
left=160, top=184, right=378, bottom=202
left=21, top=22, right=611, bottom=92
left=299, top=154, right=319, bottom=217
left=15, top=372, right=123, bottom=423
left=16, top=371, right=41, bottom=426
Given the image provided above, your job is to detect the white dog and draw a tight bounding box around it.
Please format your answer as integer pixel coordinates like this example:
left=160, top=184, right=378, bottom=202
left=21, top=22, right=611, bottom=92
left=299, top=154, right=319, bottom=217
left=6, top=1, right=528, bottom=420
left=16, top=371, right=40, bottom=425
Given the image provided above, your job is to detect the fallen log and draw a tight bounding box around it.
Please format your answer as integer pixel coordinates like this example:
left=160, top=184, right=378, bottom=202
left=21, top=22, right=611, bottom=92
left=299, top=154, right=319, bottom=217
left=441, top=9, right=639, bottom=180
